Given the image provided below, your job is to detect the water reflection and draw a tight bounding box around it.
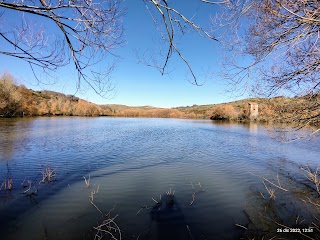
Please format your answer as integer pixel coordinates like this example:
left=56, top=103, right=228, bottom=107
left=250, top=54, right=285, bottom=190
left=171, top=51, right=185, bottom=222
left=0, top=117, right=319, bottom=240
left=249, top=122, right=258, bottom=134
left=0, top=118, right=35, bottom=161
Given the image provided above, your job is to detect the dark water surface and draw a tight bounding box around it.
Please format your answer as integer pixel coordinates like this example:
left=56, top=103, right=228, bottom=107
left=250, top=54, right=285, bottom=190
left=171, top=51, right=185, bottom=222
left=0, top=117, right=319, bottom=240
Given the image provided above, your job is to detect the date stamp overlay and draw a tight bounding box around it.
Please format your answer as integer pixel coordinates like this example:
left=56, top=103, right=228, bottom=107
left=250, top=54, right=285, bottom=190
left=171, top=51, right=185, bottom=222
left=277, top=227, right=314, bottom=233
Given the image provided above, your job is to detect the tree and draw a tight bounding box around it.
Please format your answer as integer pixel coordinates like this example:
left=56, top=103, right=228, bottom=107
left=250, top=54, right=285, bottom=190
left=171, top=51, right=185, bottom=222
left=145, top=0, right=319, bottom=135
left=210, top=104, right=239, bottom=120
left=212, top=0, right=320, bottom=136
left=0, top=73, right=22, bottom=116
left=0, top=0, right=124, bottom=96
left=229, top=0, right=319, bottom=96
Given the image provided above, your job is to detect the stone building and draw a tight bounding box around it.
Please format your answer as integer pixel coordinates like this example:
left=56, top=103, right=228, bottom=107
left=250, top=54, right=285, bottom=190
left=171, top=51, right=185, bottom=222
left=248, top=102, right=259, bottom=120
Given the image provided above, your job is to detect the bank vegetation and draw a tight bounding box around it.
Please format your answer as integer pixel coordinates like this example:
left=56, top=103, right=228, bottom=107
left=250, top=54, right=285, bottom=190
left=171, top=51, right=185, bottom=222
left=1, top=72, right=319, bottom=131
left=0, top=73, right=113, bottom=117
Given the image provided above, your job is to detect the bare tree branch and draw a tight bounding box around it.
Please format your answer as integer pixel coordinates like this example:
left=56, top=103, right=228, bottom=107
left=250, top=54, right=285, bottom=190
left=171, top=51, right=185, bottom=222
left=143, top=0, right=221, bottom=85
left=214, top=0, right=320, bottom=131
left=0, top=0, right=124, bottom=97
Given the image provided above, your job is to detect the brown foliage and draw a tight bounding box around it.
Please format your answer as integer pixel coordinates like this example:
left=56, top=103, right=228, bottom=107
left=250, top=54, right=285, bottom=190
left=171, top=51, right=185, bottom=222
left=116, top=108, right=186, bottom=119
left=0, top=73, right=112, bottom=117
left=0, top=72, right=21, bottom=116
left=210, top=104, right=239, bottom=120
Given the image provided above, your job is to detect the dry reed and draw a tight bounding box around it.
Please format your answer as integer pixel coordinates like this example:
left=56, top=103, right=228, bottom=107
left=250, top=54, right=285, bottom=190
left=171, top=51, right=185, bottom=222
left=189, top=181, right=206, bottom=206
left=0, top=178, right=13, bottom=191
left=89, top=183, right=100, bottom=202
left=40, top=165, right=56, bottom=183
left=83, top=174, right=90, bottom=188
left=302, top=165, right=320, bottom=195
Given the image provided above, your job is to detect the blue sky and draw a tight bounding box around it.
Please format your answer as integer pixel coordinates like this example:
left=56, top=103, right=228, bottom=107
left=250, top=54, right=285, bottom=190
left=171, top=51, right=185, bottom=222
left=0, top=0, right=250, bottom=108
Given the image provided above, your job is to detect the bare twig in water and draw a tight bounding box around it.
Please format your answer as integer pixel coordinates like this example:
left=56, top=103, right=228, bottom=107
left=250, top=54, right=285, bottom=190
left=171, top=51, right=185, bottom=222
left=40, top=165, right=56, bottom=183
left=262, top=180, right=276, bottom=200
left=22, top=180, right=32, bottom=194
left=190, top=192, right=196, bottom=206
left=93, top=214, right=122, bottom=240
left=21, top=178, right=38, bottom=196
left=186, top=225, right=194, bottom=240
left=132, top=232, right=142, bottom=240
left=0, top=178, right=13, bottom=191
left=307, top=197, right=320, bottom=208
left=166, top=188, right=175, bottom=195
left=151, top=193, right=162, bottom=204
left=259, top=191, right=266, bottom=199
left=7, top=178, right=12, bottom=190
left=189, top=181, right=206, bottom=206
left=83, top=174, right=90, bottom=188
left=302, top=165, right=320, bottom=195
left=89, top=184, right=100, bottom=202
left=136, top=205, right=150, bottom=216
left=105, top=204, right=117, bottom=218
left=250, top=172, right=288, bottom=192
left=90, top=199, right=103, bottom=215
left=235, top=223, right=248, bottom=230
left=151, top=198, right=159, bottom=204
left=88, top=186, right=120, bottom=239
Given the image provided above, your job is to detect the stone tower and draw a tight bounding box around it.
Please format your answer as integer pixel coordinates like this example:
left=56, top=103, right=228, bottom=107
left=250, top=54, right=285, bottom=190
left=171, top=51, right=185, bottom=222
left=248, top=102, right=259, bottom=120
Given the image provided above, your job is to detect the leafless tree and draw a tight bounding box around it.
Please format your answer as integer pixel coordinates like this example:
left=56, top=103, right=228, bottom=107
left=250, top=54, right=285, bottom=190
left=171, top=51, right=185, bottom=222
left=212, top=0, right=320, bottom=135
left=0, top=0, right=124, bottom=96
left=144, top=0, right=319, bottom=136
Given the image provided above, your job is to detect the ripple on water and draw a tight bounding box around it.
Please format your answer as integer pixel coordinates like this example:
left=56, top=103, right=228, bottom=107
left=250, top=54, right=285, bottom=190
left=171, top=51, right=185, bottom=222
left=0, top=117, right=319, bottom=239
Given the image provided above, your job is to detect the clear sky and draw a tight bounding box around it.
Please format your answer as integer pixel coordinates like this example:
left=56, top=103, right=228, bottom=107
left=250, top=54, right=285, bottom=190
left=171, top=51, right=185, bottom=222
left=0, top=0, right=250, bottom=108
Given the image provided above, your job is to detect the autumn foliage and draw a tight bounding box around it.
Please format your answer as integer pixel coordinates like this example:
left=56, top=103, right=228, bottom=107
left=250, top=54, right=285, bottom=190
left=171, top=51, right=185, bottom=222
left=0, top=73, right=112, bottom=117
left=210, top=105, right=239, bottom=120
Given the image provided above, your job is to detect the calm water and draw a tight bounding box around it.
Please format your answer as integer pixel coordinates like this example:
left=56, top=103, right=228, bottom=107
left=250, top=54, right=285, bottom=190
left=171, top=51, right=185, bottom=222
left=0, top=117, right=319, bottom=240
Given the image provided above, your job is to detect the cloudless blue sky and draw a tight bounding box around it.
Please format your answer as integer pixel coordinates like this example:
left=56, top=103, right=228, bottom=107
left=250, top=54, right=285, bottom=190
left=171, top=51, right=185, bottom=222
left=0, top=0, right=250, bottom=108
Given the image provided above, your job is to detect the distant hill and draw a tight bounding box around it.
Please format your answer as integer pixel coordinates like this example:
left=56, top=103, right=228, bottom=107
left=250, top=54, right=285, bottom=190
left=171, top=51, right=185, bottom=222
left=103, top=96, right=320, bottom=127
left=102, top=99, right=258, bottom=119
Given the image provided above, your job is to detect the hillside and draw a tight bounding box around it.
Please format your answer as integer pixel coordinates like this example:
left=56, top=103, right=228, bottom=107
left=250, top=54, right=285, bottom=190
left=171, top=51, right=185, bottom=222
left=103, top=98, right=268, bottom=120
left=104, top=96, right=320, bottom=127
left=0, top=74, right=113, bottom=117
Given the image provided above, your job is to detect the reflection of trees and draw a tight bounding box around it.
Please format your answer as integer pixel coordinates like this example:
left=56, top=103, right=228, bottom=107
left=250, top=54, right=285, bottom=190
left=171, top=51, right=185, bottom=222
left=0, top=118, right=34, bottom=161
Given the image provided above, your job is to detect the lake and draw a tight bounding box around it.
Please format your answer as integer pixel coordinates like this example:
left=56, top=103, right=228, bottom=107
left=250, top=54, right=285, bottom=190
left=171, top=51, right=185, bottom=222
left=0, top=117, right=319, bottom=240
